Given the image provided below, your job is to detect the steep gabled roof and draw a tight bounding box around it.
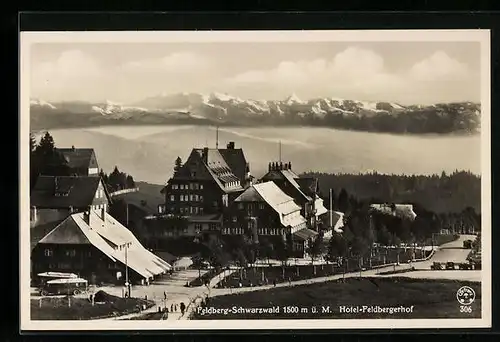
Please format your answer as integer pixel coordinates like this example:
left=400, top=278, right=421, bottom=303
left=31, top=176, right=105, bottom=209
left=38, top=217, right=92, bottom=245
left=296, top=177, right=318, bottom=197
left=193, top=148, right=243, bottom=193
left=35, top=210, right=172, bottom=278
left=57, top=148, right=95, bottom=170
left=235, top=181, right=306, bottom=228
left=219, top=148, right=247, bottom=181
left=280, top=169, right=311, bottom=201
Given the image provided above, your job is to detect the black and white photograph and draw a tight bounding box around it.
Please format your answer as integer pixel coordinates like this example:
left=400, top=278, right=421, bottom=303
left=20, top=29, right=491, bottom=330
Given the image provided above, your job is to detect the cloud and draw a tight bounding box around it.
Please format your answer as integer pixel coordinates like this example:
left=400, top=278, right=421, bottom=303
left=409, top=50, right=470, bottom=81
left=224, top=47, right=476, bottom=103
left=123, top=51, right=211, bottom=73
left=31, top=49, right=102, bottom=88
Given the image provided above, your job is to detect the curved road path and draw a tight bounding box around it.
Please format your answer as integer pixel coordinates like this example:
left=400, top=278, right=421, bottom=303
left=94, top=235, right=480, bottom=320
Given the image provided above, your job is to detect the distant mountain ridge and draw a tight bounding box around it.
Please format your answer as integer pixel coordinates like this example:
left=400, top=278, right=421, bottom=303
left=29, top=92, right=481, bottom=134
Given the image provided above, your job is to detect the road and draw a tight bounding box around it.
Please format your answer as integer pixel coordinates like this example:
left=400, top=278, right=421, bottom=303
left=85, top=234, right=480, bottom=320
left=416, top=234, right=476, bottom=269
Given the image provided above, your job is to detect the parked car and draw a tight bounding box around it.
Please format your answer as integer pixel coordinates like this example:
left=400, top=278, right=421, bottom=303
left=463, top=240, right=473, bottom=249
left=430, top=262, right=443, bottom=270
left=39, top=277, right=88, bottom=296
left=445, top=262, right=455, bottom=270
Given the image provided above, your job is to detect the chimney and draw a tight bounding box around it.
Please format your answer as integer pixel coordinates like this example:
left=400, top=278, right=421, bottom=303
left=288, top=162, right=292, bottom=170
left=227, top=141, right=235, bottom=149
left=101, top=206, right=106, bottom=221
left=279, top=162, right=283, bottom=170
left=83, top=209, right=90, bottom=226
left=268, top=162, right=271, bottom=172
left=69, top=206, right=74, bottom=213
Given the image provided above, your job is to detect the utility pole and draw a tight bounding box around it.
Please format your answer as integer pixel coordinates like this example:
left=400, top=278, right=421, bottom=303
left=216, top=126, right=219, bottom=149
left=329, top=189, right=333, bottom=230
left=126, top=203, right=129, bottom=227
left=279, top=141, right=282, bottom=163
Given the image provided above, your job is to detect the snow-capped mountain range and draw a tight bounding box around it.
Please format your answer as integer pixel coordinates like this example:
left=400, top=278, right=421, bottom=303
left=29, top=92, right=481, bottom=134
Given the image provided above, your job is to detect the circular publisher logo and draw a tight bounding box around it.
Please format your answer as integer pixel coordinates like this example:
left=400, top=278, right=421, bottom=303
left=456, top=286, right=475, bottom=306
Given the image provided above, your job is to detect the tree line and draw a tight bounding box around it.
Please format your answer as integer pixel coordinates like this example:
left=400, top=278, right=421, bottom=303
left=99, top=167, right=136, bottom=193
left=304, top=170, right=481, bottom=214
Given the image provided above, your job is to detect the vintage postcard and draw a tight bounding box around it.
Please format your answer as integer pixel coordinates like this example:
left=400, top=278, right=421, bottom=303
left=20, top=29, right=491, bottom=331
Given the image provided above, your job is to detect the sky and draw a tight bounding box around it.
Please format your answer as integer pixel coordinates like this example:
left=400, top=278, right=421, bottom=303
left=29, top=41, right=481, bottom=105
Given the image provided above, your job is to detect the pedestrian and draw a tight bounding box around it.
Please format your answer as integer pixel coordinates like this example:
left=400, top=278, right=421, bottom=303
left=164, top=291, right=167, bottom=300
left=170, top=303, right=173, bottom=312
left=273, top=280, right=276, bottom=287
left=175, top=304, right=178, bottom=312
left=180, top=302, right=186, bottom=315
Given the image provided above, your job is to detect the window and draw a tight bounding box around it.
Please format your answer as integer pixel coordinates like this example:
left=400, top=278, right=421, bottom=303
left=44, top=249, right=53, bottom=257
left=194, top=194, right=199, bottom=201
left=65, top=249, right=76, bottom=257
left=191, top=172, right=197, bottom=177
left=199, top=207, right=204, bottom=215
left=87, top=250, right=92, bottom=257
left=238, top=203, right=244, bottom=210
left=58, top=262, right=71, bottom=269
left=180, top=184, right=184, bottom=190
left=195, top=223, right=202, bottom=232
left=184, top=195, right=189, bottom=201
left=158, top=205, right=165, bottom=214
left=172, top=184, right=178, bottom=190
left=194, top=207, right=199, bottom=215
left=232, top=216, right=238, bottom=222
left=183, top=227, right=188, bottom=234
left=200, top=184, right=204, bottom=190
left=194, top=183, right=199, bottom=190
left=259, top=203, right=265, bottom=210
left=199, top=195, right=204, bottom=202
left=170, top=195, right=175, bottom=202
left=48, top=263, right=56, bottom=269
left=209, top=223, right=217, bottom=230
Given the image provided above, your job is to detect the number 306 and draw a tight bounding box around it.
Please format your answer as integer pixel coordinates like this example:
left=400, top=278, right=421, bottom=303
left=460, top=306, right=472, bottom=313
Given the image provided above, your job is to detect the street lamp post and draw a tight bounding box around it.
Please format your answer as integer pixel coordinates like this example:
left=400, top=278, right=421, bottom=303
left=125, top=243, right=130, bottom=297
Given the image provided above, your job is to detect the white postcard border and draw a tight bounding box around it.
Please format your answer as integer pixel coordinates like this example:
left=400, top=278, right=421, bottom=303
left=19, top=29, right=491, bottom=331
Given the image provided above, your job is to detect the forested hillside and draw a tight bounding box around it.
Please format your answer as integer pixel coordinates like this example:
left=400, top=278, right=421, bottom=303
left=304, top=170, right=481, bottom=214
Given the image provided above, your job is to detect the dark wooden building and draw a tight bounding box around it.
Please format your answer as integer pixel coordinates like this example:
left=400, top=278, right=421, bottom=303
left=225, top=181, right=317, bottom=258
left=158, top=141, right=251, bottom=241
left=260, top=161, right=328, bottom=231
left=57, top=147, right=99, bottom=176
left=30, top=175, right=111, bottom=229
left=31, top=209, right=171, bottom=285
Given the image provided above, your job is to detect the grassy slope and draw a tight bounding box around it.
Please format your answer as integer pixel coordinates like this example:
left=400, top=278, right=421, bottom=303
left=193, top=277, right=481, bottom=319
left=31, top=295, right=154, bottom=320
